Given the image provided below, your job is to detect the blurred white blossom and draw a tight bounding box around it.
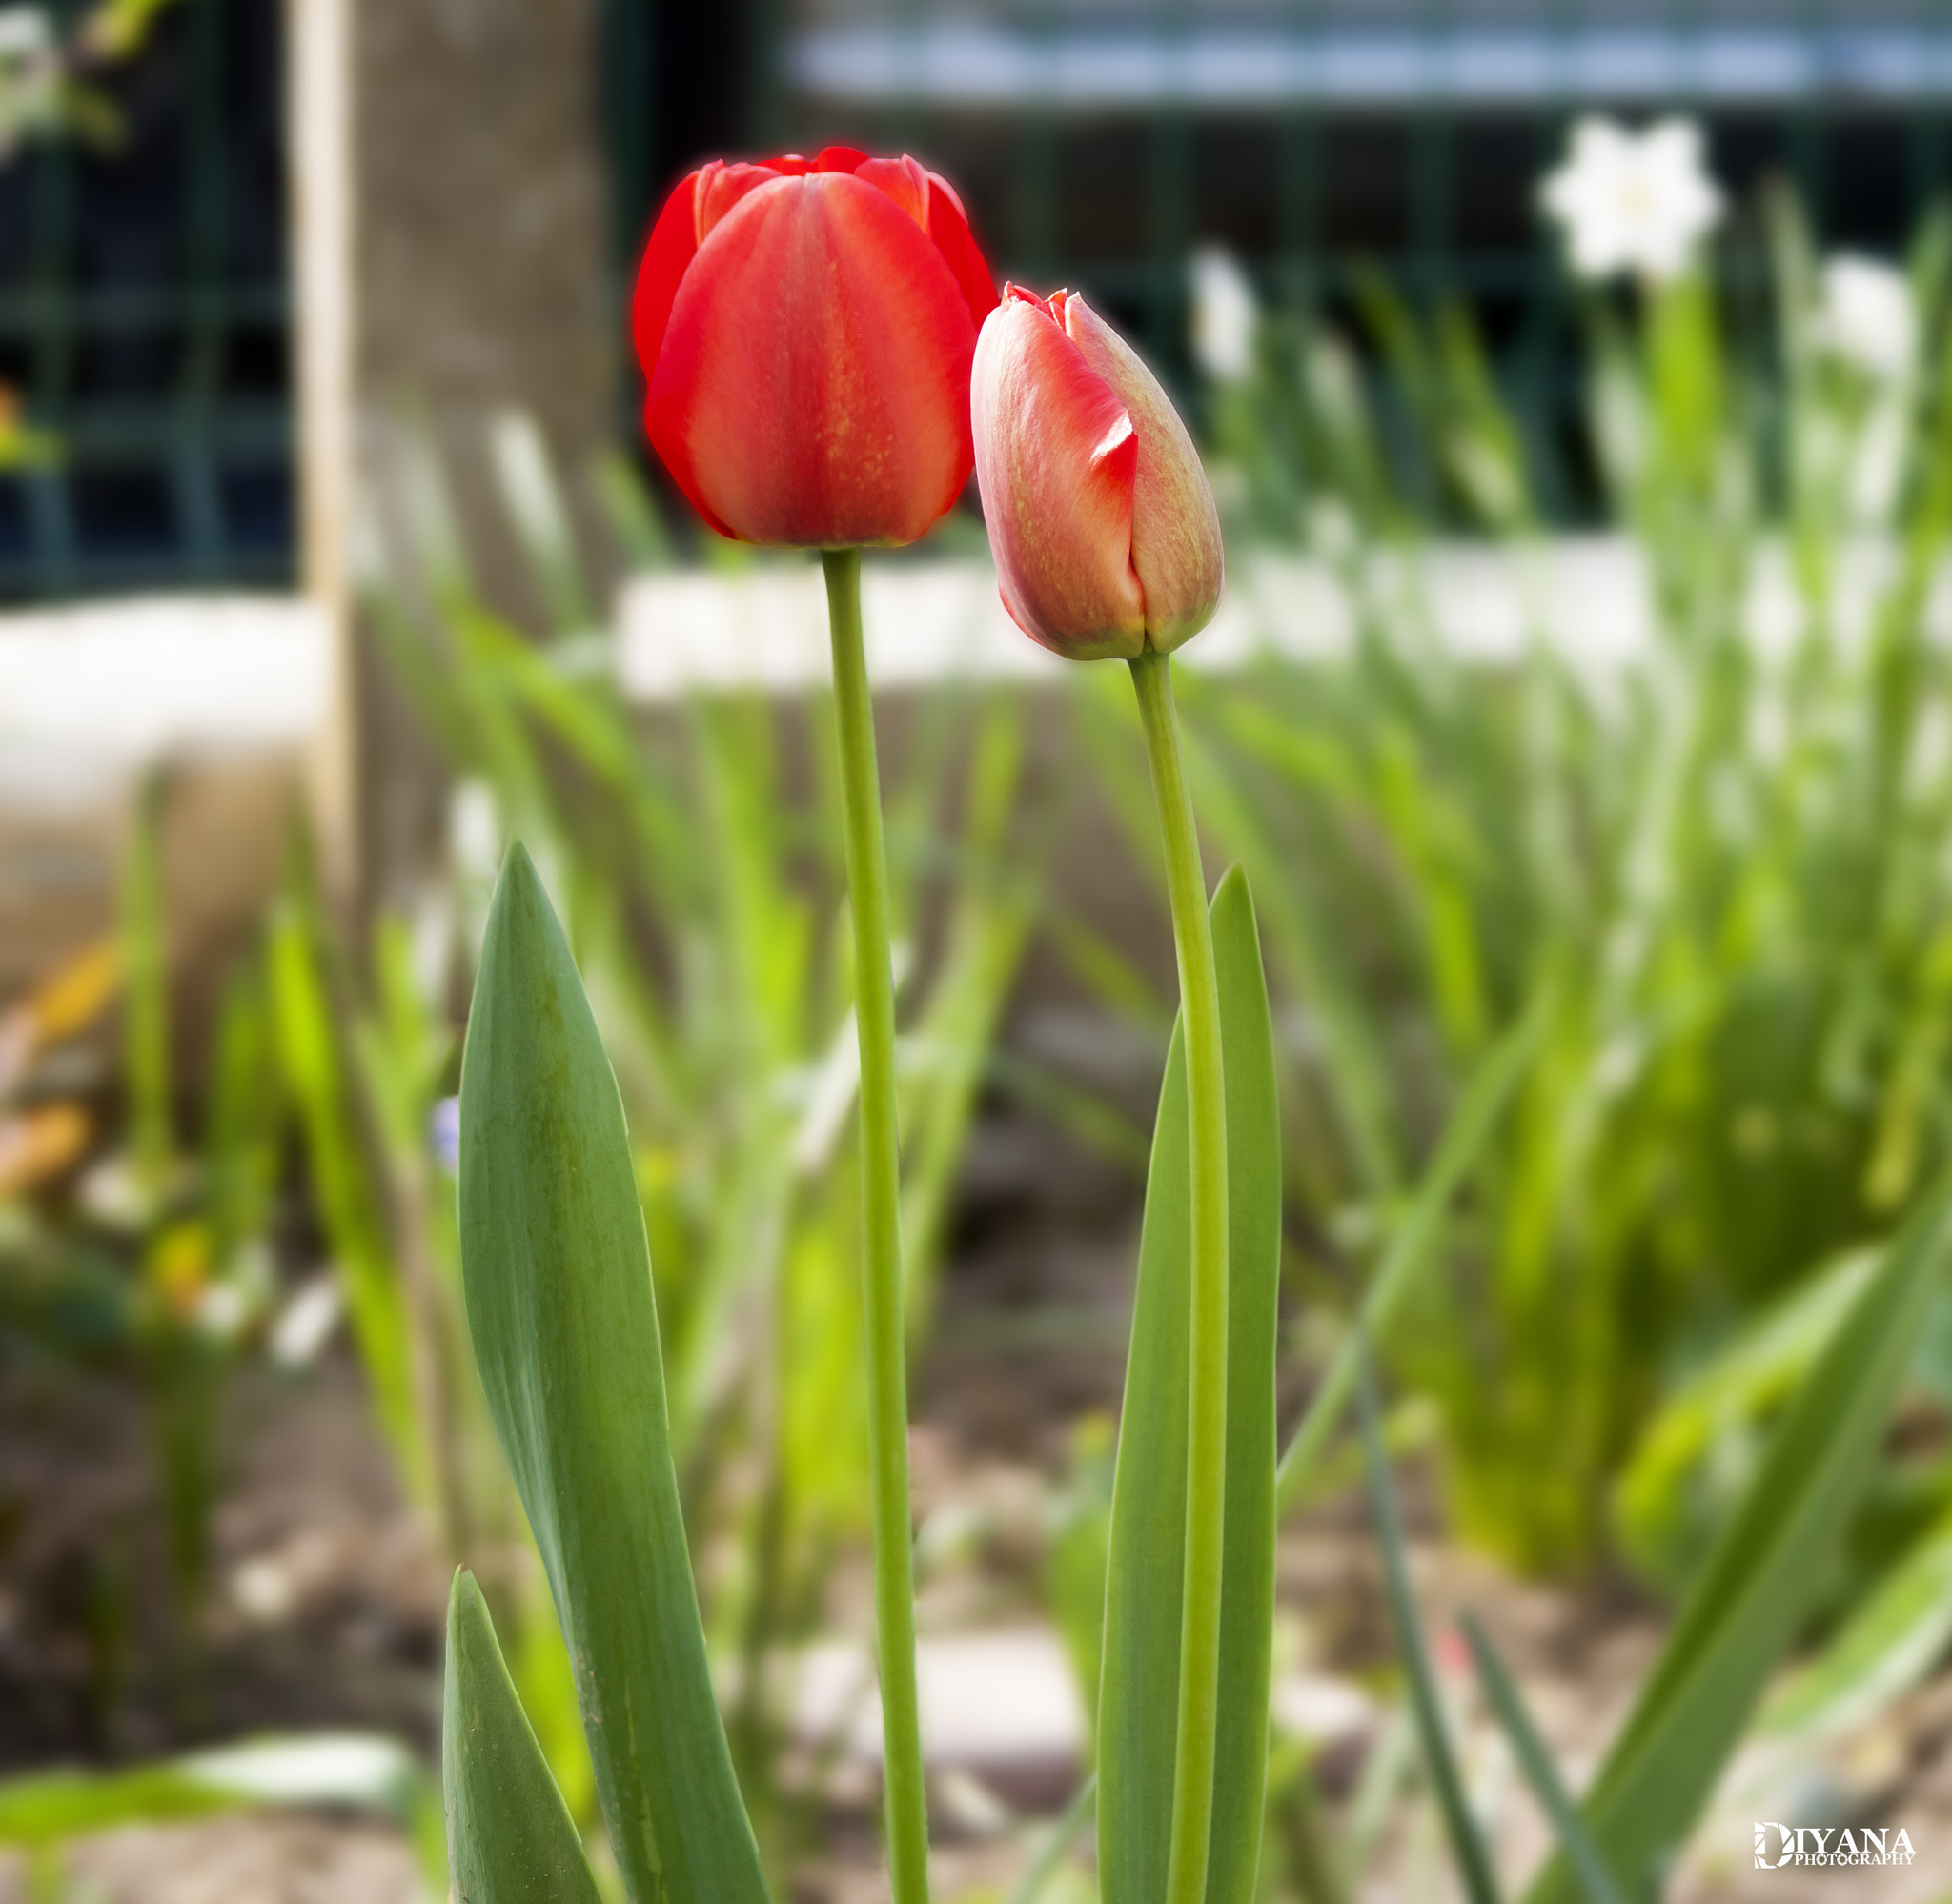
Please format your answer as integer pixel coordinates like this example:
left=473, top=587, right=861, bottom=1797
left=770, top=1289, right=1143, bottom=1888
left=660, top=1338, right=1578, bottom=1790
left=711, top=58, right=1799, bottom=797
left=0, top=6, right=48, bottom=51
left=0, top=8, right=58, bottom=161
left=195, top=1280, right=250, bottom=1342
left=1189, top=245, right=1259, bottom=383
left=449, top=777, right=501, bottom=883
left=1540, top=117, right=1722, bottom=284
left=1816, top=254, right=1916, bottom=384
left=430, top=1094, right=460, bottom=1177
left=271, top=1272, right=343, bottom=1368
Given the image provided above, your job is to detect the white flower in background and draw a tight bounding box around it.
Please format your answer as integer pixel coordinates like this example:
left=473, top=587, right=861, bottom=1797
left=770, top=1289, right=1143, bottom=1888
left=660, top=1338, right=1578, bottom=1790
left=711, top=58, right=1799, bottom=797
left=1540, top=117, right=1722, bottom=284
left=270, top=1272, right=343, bottom=1369
left=195, top=1280, right=250, bottom=1343
left=1816, top=254, right=1916, bottom=384
left=0, top=8, right=59, bottom=161
left=0, top=6, right=49, bottom=56
left=448, top=777, right=501, bottom=883
left=429, top=1094, right=460, bottom=1177
left=1189, top=245, right=1259, bottom=383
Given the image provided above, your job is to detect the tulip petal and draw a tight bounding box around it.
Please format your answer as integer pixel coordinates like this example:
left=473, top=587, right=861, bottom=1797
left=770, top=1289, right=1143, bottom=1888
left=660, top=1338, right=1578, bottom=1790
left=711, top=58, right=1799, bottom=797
left=854, top=154, right=931, bottom=230
left=925, top=174, right=1001, bottom=332
left=694, top=160, right=788, bottom=244
left=970, top=297, right=1146, bottom=660
left=1063, top=294, right=1224, bottom=651
left=630, top=168, right=703, bottom=404
left=816, top=145, right=870, bottom=174
left=646, top=170, right=980, bottom=548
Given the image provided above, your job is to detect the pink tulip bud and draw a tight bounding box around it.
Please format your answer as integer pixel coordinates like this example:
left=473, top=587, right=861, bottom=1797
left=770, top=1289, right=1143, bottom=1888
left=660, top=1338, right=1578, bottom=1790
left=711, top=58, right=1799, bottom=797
left=970, top=285, right=1223, bottom=661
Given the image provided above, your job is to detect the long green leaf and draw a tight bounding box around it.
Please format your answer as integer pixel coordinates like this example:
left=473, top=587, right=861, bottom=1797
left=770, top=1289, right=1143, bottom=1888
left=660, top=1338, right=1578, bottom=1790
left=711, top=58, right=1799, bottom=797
left=1359, top=1364, right=1501, bottom=1904
left=1460, top=1612, right=1623, bottom=1904
left=1611, top=1247, right=1876, bottom=1590
left=0, top=1733, right=429, bottom=1851
left=1098, top=864, right=1282, bottom=1904
left=269, top=899, right=423, bottom=1496
left=443, top=1568, right=601, bottom=1904
left=1277, top=1000, right=1544, bottom=1515
left=1525, top=1166, right=1952, bottom=1904
left=1009, top=1772, right=1098, bottom=1904
left=122, top=767, right=172, bottom=1188
left=1759, top=1508, right=1952, bottom=1745
left=458, top=844, right=768, bottom=1904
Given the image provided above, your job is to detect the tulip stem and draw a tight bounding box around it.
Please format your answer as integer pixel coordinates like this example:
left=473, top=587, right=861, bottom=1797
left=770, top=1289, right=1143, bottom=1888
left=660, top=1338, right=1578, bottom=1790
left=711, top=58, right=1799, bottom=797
left=1128, top=647, right=1229, bottom=1904
left=822, top=546, right=932, bottom=1904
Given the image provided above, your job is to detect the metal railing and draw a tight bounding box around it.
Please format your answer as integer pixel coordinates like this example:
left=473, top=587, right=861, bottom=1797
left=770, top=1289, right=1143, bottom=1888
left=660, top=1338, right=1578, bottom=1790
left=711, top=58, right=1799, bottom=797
left=602, top=0, right=1952, bottom=522
left=8, top=3, right=1948, bottom=599
left=0, top=0, right=291, bottom=601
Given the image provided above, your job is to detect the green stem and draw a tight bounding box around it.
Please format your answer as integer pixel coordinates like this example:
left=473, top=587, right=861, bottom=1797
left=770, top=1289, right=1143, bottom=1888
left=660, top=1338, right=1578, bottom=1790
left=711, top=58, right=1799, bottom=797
left=823, top=548, right=931, bottom=1904
left=1128, top=648, right=1230, bottom=1904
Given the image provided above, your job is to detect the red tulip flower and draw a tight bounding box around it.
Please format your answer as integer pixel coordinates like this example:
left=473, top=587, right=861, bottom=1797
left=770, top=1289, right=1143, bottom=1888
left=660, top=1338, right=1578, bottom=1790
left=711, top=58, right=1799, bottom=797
left=632, top=148, right=998, bottom=549
left=970, top=285, right=1223, bottom=661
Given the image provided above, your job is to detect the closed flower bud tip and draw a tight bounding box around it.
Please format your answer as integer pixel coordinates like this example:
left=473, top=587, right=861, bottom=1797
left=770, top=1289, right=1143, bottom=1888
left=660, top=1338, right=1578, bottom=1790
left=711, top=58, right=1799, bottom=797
left=971, top=285, right=1223, bottom=662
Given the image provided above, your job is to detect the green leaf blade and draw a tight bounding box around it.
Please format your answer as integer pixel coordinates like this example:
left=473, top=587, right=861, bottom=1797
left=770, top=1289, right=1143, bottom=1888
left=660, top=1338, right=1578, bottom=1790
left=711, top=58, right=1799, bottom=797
left=458, top=844, right=768, bottom=1904
left=1205, top=866, right=1283, bottom=1904
left=1525, top=1168, right=1952, bottom=1904
left=1276, top=1000, right=1543, bottom=1517
left=1096, top=970, right=1192, bottom=1904
left=444, top=1569, right=602, bottom=1904
left=1460, top=1612, right=1623, bottom=1904
left=1759, top=1508, right=1952, bottom=1745
left=1360, top=1367, right=1502, bottom=1904
left=1097, top=865, right=1283, bottom=1904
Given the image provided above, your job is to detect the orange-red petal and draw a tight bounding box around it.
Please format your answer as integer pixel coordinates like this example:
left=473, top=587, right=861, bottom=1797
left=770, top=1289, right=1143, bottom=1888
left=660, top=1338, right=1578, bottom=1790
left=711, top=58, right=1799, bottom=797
left=695, top=159, right=789, bottom=243
left=1062, top=295, right=1223, bottom=650
left=853, top=154, right=930, bottom=229
left=645, top=170, right=979, bottom=548
left=969, top=293, right=1146, bottom=659
left=925, top=174, right=1001, bottom=332
left=629, top=168, right=703, bottom=400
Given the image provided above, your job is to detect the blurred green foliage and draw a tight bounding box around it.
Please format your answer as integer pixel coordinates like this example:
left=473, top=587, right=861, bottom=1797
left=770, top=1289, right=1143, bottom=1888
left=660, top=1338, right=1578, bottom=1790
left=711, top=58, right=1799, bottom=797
left=1168, top=197, right=1952, bottom=1587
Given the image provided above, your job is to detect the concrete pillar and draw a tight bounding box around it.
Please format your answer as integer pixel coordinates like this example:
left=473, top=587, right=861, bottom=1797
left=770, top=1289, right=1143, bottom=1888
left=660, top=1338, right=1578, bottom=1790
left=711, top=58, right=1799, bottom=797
left=354, top=0, right=617, bottom=474
left=292, top=0, right=620, bottom=913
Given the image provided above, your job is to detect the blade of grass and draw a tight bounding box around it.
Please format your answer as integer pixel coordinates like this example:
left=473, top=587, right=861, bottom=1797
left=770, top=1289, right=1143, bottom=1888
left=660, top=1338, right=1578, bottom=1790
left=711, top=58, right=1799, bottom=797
left=269, top=895, right=423, bottom=1498
left=1278, top=1001, right=1544, bottom=1514
left=122, top=768, right=172, bottom=1191
left=591, top=447, right=675, bottom=570
left=488, top=411, right=597, bottom=638
left=1359, top=1359, right=1501, bottom=1904
left=1459, top=1612, right=1624, bottom=1904
left=1759, top=1507, right=1952, bottom=1746
left=1524, top=1164, right=1952, bottom=1904
left=1008, top=1772, right=1098, bottom=1904
left=0, top=1734, right=430, bottom=1851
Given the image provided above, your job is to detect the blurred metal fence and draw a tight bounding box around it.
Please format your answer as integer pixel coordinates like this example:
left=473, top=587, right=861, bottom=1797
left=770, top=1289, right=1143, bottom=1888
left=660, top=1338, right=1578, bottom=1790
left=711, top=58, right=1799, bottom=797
left=6, top=4, right=1950, bottom=601
left=605, top=0, right=1952, bottom=520
left=0, top=0, right=291, bottom=602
